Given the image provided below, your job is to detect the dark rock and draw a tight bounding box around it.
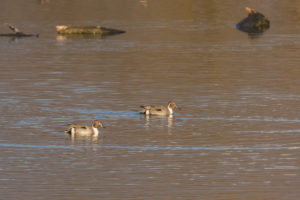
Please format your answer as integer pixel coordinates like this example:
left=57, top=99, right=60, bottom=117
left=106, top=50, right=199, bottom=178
left=0, top=24, right=38, bottom=38
left=0, top=33, right=39, bottom=37
left=236, top=7, right=270, bottom=34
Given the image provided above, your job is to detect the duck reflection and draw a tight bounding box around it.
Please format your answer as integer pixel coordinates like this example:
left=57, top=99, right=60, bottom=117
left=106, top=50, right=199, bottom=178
left=143, top=114, right=174, bottom=130
left=69, top=134, right=102, bottom=146
left=167, top=115, right=173, bottom=128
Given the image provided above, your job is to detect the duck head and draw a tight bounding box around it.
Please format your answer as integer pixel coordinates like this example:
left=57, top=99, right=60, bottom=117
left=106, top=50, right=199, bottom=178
left=92, top=120, right=105, bottom=128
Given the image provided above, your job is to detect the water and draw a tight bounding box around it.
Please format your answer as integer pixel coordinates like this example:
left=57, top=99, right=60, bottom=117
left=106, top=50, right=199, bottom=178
left=1, top=0, right=300, bottom=199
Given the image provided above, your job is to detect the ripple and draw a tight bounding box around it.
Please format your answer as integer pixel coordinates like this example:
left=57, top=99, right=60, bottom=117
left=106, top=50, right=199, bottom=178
left=0, top=143, right=299, bottom=151
left=236, top=129, right=300, bottom=134
left=65, top=108, right=138, bottom=118
left=188, top=116, right=300, bottom=123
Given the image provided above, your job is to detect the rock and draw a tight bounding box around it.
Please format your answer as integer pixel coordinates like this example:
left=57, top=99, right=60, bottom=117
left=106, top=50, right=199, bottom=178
left=0, top=24, right=38, bottom=38
left=56, top=25, right=126, bottom=36
left=236, top=7, right=270, bottom=34
left=0, top=32, right=39, bottom=37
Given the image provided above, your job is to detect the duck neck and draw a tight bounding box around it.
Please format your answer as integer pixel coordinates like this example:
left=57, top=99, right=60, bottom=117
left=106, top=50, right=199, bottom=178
left=71, top=127, right=76, bottom=136
left=168, top=106, right=173, bottom=115
left=145, top=109, right=150, bottom=115
left=93, top=127, right=99, bottom=136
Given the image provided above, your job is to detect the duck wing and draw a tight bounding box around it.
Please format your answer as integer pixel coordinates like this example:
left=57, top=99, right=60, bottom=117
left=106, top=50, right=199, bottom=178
left=139, top=105, right=151, bottom=113
left=150, top=105, right=165, bottom=111
left=65, top=124, right=88, bottom=134
left=139, top=104, right=168, bottom=115
left=148, top=105, right=169, bottom=115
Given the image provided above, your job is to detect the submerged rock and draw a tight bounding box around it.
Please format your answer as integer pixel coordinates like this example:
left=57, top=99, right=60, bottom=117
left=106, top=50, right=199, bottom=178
left=56, top=25, right=126, bottom=36
left=236, top=7, right=270, bottom=34
left=0, top=24, right=38, bottom=38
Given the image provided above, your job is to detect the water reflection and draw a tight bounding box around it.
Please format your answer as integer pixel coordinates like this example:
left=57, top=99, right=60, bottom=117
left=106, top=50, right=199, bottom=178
left=167, top=115, right=173, bottom=128
left=4, top=37, right=21, bottom=42
left=56, top=35, right=67, bottom=42
left=38, top=0, right=50, bottom=4
left=247, top=33, right=265, bottom=40
left=1, top=143, right=299, bottom=151
left=144, top=115, right=150, bottom=128
left=143, top=115, right=174, bottom=130
left=68, top=133, right=103, bottom=148
left=56, top=35, right=104, bottom=41
left=139, top=0, right=148, bottom=8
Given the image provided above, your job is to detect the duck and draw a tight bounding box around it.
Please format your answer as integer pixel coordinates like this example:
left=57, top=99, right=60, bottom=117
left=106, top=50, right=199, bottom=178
left=139, top=101, right=178, bottom=116
left=65, top=120, right=104, bottom=137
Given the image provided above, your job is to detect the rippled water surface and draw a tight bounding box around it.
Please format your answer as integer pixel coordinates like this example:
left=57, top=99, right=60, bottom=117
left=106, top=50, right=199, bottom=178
left=1, top=0, right=300, bottom=199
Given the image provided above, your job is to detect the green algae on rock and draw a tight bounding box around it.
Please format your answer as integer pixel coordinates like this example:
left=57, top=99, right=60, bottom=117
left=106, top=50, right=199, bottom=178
left=236, top=7, right=270, bottom=34
left=56, top=25, right=126, bottom=36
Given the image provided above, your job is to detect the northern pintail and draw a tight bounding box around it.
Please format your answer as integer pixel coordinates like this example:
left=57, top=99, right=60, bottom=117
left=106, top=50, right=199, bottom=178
left=139, top=101, right=178, bottom=116
left=65, top=120, right=104, bottom=137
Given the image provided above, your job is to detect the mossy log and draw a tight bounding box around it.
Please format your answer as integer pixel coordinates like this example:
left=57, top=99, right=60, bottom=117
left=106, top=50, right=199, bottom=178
left=56, top=25, right=126, bottom=36
left=0, top=24, right=38, bottom=38
left=236, top=7, right=270, bottom=34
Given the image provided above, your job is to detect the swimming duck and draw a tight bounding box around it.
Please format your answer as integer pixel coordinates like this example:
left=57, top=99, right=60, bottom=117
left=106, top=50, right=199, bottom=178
left=139, top=101, right=178, bottom=116
left=65, top=120, right=104, bottom=137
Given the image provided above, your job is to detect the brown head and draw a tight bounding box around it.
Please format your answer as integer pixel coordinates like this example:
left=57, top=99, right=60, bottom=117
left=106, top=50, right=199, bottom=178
left=168, top=101, right=177, bottom=110
left=92, top=120, right=104, bottom=128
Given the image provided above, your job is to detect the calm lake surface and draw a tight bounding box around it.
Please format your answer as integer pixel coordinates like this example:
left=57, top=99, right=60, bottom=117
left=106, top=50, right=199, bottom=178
left=1, top=0, right=300, bottom=199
